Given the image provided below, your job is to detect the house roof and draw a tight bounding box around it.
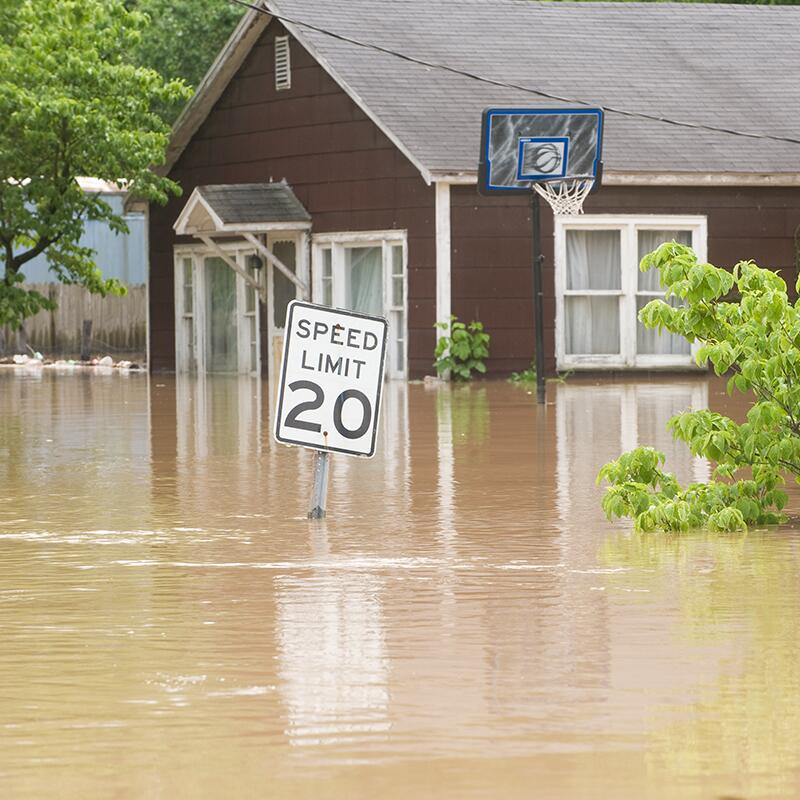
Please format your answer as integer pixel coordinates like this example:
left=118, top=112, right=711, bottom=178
left=167, top=0, right=800, bottom=185
left=174, top=182, right=311, bottom=235
left=199, top=183, right=311, bottom=224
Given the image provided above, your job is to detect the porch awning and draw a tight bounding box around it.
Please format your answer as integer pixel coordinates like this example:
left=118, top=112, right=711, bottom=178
left=173, top=182, right=311, bottom=236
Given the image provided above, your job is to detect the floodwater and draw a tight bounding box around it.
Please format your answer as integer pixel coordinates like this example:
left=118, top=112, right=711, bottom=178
left=1, top=370, right=799, bottom=800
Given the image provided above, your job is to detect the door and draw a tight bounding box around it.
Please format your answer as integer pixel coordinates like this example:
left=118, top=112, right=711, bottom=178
left=175, top=248, right=263, bottom=376
left=204, top=256, right=238, bottom=373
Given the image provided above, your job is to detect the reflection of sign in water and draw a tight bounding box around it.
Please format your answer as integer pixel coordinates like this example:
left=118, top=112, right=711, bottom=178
left=517, top=136, right=569, bottom=180
left=274, top=301, right=388, bottom=457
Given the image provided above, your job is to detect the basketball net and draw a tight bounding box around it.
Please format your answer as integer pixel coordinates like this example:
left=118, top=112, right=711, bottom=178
left=533, top=176, right=594, bottom=216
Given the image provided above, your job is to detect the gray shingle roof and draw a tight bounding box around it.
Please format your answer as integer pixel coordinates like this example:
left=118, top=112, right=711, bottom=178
left=197, top=183, right=311, bottom=224
left=268, top=0, right=800, bottom=176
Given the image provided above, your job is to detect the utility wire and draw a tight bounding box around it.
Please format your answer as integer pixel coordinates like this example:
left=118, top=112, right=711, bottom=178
left=229, top=0, right=800, bottom=149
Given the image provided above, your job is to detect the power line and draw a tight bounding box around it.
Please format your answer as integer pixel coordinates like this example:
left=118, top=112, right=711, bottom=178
left=229, top=0, right=800, bottom=149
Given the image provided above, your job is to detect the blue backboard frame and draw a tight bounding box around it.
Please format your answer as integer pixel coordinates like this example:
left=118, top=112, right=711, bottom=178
left=479, top=107, right=604, bottom=195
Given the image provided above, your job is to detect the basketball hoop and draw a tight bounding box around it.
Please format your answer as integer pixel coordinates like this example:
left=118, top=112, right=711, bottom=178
left=532, top=175, right=595, bottom=216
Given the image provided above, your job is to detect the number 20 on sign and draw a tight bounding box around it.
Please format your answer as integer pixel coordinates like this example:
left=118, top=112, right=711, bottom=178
left=274, top=301, right=388, bottom=458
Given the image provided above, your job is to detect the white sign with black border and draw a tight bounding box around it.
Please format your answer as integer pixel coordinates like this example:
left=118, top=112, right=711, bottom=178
left=274, top=301, right=388, bottom=458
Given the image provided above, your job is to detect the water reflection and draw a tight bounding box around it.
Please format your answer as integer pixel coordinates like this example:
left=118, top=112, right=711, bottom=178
left=2, top=370, right=800, bottom=799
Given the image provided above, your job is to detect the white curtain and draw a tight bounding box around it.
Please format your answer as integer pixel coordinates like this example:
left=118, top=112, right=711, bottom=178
left=637, top=230, right=691, bottom=356
left=346, top=246, right=383, bottom=316
left=565, top=230, right=621, bottom=354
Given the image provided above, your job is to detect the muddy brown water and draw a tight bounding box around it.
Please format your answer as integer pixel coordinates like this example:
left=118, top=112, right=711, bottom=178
left=1, top=369, right=799, bottom=799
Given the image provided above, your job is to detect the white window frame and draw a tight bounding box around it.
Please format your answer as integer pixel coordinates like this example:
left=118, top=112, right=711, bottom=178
left=554, top=214, right=707, bottom=371
left=173, top=242, right=263, bottom=376
left=311, top=230, right=408, bottom=380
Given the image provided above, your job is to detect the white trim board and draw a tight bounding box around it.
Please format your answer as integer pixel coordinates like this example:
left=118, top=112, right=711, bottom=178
left=429, top=170, right=800, bottom=187
left=435, top=181, right=451, bottom=327
left=311, top=229, right=406, bottom=244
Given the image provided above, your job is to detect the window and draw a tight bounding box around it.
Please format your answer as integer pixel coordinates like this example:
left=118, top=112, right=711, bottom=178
left=555, top=216, right=707, bottom=370
left=274, top=35, right=291, bottom=90
left=312, top=232, right=407, bottom=379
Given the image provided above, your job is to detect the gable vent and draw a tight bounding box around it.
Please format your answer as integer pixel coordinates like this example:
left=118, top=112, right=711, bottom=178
left=274, top=35, right=291, bottom=91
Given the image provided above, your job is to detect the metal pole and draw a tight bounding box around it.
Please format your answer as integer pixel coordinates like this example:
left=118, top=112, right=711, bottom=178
left=531, top=192, right=546, bottom=405
left=308, top=450, right=330, bottom=519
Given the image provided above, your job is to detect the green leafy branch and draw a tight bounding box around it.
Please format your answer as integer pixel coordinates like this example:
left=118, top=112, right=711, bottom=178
left=598, top=242, right=800, bottom=532
left=434, top=316, right=490, bottom=380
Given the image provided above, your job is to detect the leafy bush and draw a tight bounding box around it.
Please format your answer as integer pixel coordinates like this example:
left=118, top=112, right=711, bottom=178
left=598, top=242, right=799, bottom=532
left=509, top=362, right=537, bottom=384
left=434, top=316, right=490, bottom=380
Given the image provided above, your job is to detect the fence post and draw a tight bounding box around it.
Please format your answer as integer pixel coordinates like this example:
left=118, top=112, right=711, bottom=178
left=80, top=319, right=93, bottom=361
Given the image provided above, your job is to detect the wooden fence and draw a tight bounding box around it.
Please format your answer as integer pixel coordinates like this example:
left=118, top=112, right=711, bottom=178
left=0, top=283, right=147, bottom=358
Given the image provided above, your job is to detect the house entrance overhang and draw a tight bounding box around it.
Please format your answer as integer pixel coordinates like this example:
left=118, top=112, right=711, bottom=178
left=173, top=182, right=312, bottom=300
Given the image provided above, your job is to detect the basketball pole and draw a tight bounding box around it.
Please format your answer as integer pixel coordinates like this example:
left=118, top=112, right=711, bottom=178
left=530, top=191, right=546, bottom=405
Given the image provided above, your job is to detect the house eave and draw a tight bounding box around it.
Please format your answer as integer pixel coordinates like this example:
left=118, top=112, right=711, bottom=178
left=428, top=169, right=800, bottom=188
left=160, top=8, right=272, bottom=176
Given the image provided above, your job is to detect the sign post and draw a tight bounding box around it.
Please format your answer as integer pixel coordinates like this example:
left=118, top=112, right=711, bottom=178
left=274, top=301, right=389, bottom=518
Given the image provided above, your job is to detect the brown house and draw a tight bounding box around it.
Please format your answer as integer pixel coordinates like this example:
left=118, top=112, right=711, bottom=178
left=149, top=0, right=800, bottom=379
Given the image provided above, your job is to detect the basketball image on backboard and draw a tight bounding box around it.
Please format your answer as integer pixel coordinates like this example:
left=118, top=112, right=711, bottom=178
left=517, top=137, right=569, bottom=180
left=479, top=107, right=604, bottom=195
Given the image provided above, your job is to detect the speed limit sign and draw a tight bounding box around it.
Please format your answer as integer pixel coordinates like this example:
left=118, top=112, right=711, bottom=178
left=274, top=301, right=388, bottom=458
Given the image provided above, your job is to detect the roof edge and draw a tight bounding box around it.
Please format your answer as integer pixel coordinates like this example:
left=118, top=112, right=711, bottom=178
left=429, top=170, right=800, bottom=188
left=160, top=8, right=272, bottom=176
left=269, top=2, right=432, bottom=184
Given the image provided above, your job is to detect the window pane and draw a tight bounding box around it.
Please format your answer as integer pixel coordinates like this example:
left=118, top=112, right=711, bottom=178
left=566, top=230, right=621, bottom=290
left=392, top=275, right=404, bottom=307
left=322, top=277, right=332, bottom=306
left=320, top=246, right=333, bottom=306
left=245, top=263, right=256, bottom=314
left=272, top=240, right=296, bottom=329
left=565, top=296, right=620, bottom=355
left=184, top=318, right=195, bottom=372
left=249, top=316, right=257, bottom=372
left=345, top=246, right=382, bottom=316
left=638, top=230, right=692, bottom=291
left=636, top=296, right=690, bottom=356
left=391, top=245, right=403, bottom=276
left=182, top=258, right=193, bottom=313
left=391, top=309, right=405, bottom=373
left=322, top=248, right=332, bottom=279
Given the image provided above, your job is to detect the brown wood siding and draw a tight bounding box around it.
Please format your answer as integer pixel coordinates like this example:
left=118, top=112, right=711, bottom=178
left=451, top=184, right=800, bottom=376
left=149, top=21, right=435, bottom=376
left=450, top=187, right=552, bottom=376
left=150, top=22, right=800, bottom=380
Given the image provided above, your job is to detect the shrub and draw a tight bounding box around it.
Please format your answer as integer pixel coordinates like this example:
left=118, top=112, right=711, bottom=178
left=434, top=316, right=490, bottom=380
left=598, top=242, right=798, bottom=532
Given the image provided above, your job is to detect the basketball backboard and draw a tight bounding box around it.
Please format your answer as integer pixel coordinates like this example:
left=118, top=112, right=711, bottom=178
left=479, top=108, right=604, bottom=195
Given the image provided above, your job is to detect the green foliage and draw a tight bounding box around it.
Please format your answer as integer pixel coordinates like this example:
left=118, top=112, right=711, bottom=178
left=0, top=0, right=191, bottom=329
left=510, top=362, right=537, bottom=384
left=434, top=316, right=490, bottom=380
left=598, top=242, right=800, bottom=532
left=127, top=0, right=245, bottom=123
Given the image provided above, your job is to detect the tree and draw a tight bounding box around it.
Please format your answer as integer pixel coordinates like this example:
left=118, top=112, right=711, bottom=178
left=129, top=0, right=245, bottom=123
left=0, top=0, right=191, bottom=329
left=598, top=243, right=800, bottom=532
